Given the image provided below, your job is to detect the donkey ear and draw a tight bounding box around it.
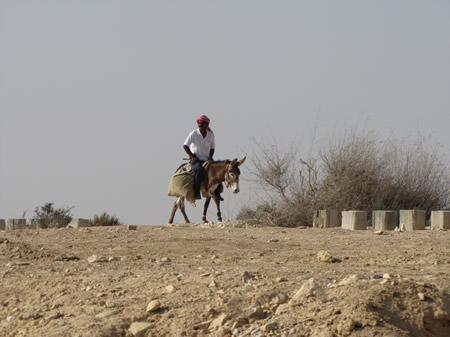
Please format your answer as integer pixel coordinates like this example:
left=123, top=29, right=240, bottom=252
left=236, top=157, right=246, bottom=167
left=230, top=159, right=237, bottom=166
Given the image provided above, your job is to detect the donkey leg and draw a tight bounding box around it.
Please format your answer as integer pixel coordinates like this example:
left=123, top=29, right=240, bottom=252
left=210, top=193, right=222, bottom=222
left=168, top=197, right=180, bottom=224
left=178, top=197, right=191, bottom=223
left=202, top=196, right=212, bottom=223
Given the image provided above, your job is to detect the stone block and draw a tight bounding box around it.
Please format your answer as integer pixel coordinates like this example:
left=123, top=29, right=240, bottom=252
left=313, top=210, right=339, bottom=228
left=399, top=210, right=425, bottom=230
left=342, top=211, right=368, bottom=230
left=431, top=210, right=450, bottom=230
left=67, top=218, right=90, bottom=228
left=372, top=211, right=397, bottom=230
left=6, top=219, right=27, bottom=230
left=0, top=219, right=5, bottom=230
left=29, top=219, right=39, bottom=229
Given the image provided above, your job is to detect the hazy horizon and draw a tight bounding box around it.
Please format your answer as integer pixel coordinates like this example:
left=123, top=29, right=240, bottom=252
left=1, top=1, right=449, bottom=225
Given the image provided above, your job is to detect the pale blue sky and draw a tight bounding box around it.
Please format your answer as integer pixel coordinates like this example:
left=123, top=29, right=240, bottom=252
left=1, top=1, right=449, bottom=224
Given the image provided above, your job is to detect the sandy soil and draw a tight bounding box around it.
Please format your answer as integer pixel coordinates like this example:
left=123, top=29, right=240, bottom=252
left=0, top=222, right=449, bottom=337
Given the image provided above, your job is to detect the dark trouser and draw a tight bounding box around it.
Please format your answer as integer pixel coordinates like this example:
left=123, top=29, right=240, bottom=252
left=190, top=160, right=205, bottom=194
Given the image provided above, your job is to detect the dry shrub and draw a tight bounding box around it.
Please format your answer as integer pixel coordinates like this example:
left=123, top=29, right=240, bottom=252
left=238, top=131, right=449, bottom=226
left=33, top=202, right=73, bottom=229
left=89, top=212, right=122, bottom=227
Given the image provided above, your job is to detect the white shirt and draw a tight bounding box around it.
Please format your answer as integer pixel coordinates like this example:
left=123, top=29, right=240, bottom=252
left=184, top=129, right=215, bottom=161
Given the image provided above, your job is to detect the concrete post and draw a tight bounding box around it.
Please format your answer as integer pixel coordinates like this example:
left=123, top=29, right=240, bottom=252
left=313, top=210, right=339, bottom=228
left=342, top=211, right=368, bottom=230
left=372, top=211, right=397, bottom=230
left=6, top=219, right=27, bottom=230
left=29, top=219, right=39, bottom=229
left=0, top=219, right=5, bottom=230
left=399, top=210, right=425, bottom=231
left=431, top=211, right=450, bottom=230
left=67, top=218, right=90, bottom=228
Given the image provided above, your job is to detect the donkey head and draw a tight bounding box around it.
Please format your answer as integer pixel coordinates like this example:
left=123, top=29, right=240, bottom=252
left=225, top=157, right=246, bottom=194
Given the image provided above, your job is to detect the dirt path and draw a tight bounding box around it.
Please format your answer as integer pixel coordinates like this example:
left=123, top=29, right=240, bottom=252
left=1, top=223, right=449, bottom=337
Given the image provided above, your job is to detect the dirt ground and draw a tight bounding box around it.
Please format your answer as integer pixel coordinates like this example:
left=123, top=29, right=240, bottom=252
left=0, top=221, right=449, bottom=337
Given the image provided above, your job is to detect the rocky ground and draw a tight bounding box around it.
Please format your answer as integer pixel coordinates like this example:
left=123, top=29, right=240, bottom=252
left=0, top=221, right=449, bottom=337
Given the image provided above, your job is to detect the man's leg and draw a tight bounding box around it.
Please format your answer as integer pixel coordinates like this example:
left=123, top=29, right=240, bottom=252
left=190, top=160, right=204, bottom=199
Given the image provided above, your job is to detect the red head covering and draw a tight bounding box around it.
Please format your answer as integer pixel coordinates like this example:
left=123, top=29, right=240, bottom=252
left=196, top=115, right=212, bottom=132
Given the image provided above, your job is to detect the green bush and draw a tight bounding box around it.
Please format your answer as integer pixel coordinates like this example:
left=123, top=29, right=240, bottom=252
left=33, top=202, right=73, bottom=229
left=89, top=212, right=122, bottom=227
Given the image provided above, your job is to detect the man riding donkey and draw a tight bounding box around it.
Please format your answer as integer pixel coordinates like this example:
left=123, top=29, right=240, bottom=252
left=183, top=114, right=223, bottom=201
left=168, top=115, right=245, bottom=224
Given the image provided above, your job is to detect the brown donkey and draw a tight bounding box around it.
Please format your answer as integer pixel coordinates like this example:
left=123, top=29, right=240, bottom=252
left=168, top=157, right=246, bottom=224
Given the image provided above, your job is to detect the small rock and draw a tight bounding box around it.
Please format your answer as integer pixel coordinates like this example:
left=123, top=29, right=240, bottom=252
left=338, top=274, right=365, bottom=286
left=217, top=327, right=231, bottom=336
left=193, top=320, right=212, bottom=330
left=16, top=261, right=31, bottom=266
left=108, top=256, right=123, bottom=262
left=268, top=238, right=279, bottom=242
left=165, top=285, right=175, bottom=293
left=275, top=303, right=289, bottom=315
left=231, top=317, right=248, bottom=329
left=272, top=293, right=289, bottom=305
left=373, top=230, right=384, bottom=235
left=209, top=313, right=230, bottom=331
left=247, top=306, right=265, bottom=319
left=290, top=278, right=322, bottom=306
left=243, top=271, right=255, bottom=281
left=209, top=280, right=219, bottom=288
left=383, top=273, right=392, bottom=279
left=418, top=292, right=425, bottom=301
left=128, top=322, right=152, bottom=337
left=47, top=312, right=64, bottom=321
left=6, top=315, right=15, bottom=322
left=317, top=251, right=334, bottom=263
left=64, top=256, right=80, bottom=261
left=23, top=312, right=43, bottom=320
left=95, top=309, right=121, bottom=319
left=262, top=322, right=278, bottom=332
left=87, top=255, right=108, bottom=263
left=146, top=300, right=161, bottom=313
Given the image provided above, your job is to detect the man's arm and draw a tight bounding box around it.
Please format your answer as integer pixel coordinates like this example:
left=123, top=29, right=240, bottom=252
left=184, top=145, right=198, bottom=161
left=209, top=148, right=215, bottom=161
